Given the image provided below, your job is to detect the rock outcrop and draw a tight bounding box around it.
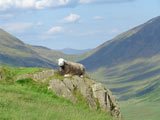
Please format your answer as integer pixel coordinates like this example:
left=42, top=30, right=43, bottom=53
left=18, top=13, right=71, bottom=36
left=17, top=69, right=122, bottom=119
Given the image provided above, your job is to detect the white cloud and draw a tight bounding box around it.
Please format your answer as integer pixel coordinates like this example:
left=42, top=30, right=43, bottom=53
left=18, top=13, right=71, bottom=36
left=0, top=0, right=72, bottom=10
left=0, top=0, right=35, bottom=10
left=35, top=0, right=72, bottom=9
left=79, top=0, right=92, bottom=4
left=3, top=22, right=33, bottom=33
left=46, top=26, right=63, bottom=34
left=93, top=16, right=103, bottom=20
left=79, top=0, right=135, bottom=4
left=61, top=13, right=80, bottom=23
left=0, top=0, right=135, bottom=10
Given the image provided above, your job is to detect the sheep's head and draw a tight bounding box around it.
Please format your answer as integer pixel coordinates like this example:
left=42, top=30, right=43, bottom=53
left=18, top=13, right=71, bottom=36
left=58, top=58, right=65, bottom=67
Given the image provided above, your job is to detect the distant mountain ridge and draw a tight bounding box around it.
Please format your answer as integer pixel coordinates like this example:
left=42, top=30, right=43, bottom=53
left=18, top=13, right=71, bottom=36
left=80, top=16, right=160, bottom=71
left=59, top=48, right=92, bottom=55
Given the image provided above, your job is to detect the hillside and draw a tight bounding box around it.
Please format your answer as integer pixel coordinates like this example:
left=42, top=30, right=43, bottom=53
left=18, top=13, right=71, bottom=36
left=0, top=29, right=89, bottom=68
left=90, top=55, right=160, bottom=120
left=81, top=16, right=160, bottom=102
left=91, top=55, right=160, bottom=101
left=78, top=16, right=160, bottom=120
left=0, top=66, right=121, bottom=120
left=80, top=16, right=160, bottom=71
left=0, top=28, right=58, bottom=68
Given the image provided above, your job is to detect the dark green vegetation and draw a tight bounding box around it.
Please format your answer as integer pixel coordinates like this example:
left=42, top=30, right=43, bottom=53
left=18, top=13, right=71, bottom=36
left=0, top=66, right=113, bottom=120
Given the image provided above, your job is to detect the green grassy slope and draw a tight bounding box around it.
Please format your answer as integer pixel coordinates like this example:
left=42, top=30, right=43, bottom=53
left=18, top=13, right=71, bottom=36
left=90, top=55, right=160, bottom=120
left=91, top=55, right=160, bottom=100
left=0, top=66, right=113, bottom=120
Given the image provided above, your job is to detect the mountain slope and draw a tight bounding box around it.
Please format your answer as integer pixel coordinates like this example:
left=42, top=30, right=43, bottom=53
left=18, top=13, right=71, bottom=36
left=80, top=16, right=160, bottom=71
left=0, top=28, right=35, bottom=57
left=0, top=28, right=58, bottom=68
left=90, top=55, right=160, bottom=120
left=90, top=55, right=160, bottom=101
left=81, top=17, right=160, bottom=120
left=80, top=16, right=160, bottom=101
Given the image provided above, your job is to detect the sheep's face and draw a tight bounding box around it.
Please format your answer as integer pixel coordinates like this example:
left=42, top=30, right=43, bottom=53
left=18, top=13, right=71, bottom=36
left=58, top=58, right=65, bottom=67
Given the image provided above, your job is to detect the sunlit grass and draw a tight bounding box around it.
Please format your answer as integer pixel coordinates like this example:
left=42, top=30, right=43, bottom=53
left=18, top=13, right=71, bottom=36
left=0, top=66, right=114, bottom=120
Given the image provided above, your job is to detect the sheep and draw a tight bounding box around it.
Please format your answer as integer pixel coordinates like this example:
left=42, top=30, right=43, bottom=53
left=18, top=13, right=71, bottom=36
left=57, top=58, right=85, bottom=76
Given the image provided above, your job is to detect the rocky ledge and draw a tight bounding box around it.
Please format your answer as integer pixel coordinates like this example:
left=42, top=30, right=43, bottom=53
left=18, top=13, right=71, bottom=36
left=17, top=69, right=122, bottom=119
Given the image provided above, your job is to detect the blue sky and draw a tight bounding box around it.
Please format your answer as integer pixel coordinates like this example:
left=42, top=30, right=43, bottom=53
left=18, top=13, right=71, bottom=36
left=0, top=0, right=160, bottom=49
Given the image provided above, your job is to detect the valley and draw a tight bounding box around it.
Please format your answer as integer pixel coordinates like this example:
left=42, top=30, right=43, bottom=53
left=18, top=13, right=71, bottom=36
left=1, top=16, right=160, bottom=120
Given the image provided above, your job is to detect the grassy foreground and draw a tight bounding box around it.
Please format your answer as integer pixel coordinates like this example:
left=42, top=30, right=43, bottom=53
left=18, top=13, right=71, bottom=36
left=0, top=66, right=113, bottom=120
